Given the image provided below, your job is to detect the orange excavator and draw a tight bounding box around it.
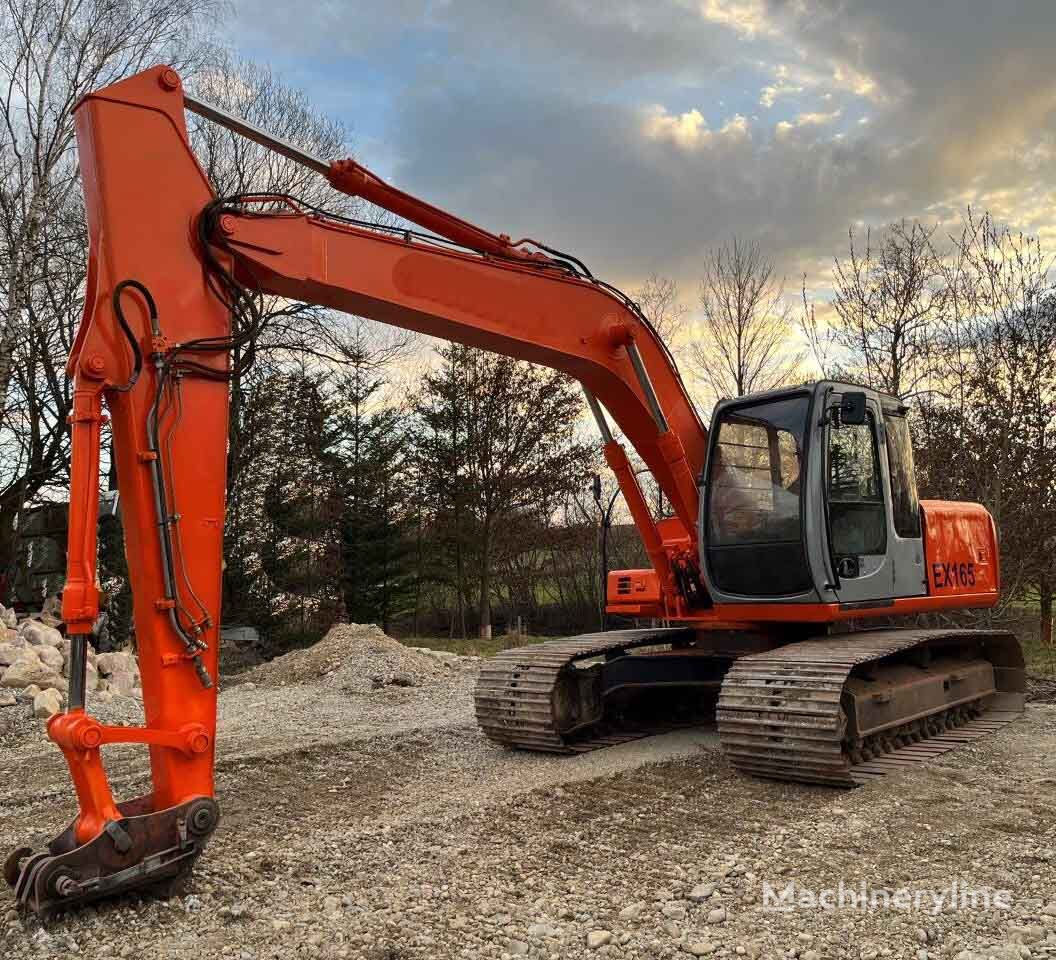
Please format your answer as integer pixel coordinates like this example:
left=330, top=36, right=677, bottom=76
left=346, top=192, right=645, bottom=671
left=5, top=66, right=1024, bottom=914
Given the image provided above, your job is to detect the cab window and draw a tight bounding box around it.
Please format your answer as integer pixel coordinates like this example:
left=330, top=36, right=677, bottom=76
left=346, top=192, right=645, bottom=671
left=705, top=394, right=812, bottom=597
left=883, top=411, right=922, bottom=539
left=709, top=400, right=805, bottom=546
left=827, top=413, right=886, bottom=556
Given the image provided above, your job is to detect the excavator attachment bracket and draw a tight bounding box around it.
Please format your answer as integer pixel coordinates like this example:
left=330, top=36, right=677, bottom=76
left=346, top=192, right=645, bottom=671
left=4, top=795, right=220, bottom=916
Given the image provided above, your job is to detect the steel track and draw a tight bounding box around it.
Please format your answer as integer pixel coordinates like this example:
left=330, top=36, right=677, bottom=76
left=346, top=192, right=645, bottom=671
left=476, top=627, right=1025, bottom=785
left=717, top=628, right=1024, bottom=786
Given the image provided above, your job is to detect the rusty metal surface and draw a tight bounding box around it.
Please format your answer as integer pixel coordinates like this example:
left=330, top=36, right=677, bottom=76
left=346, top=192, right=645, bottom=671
left=474, top=627, right=698, bottom=753
left=717, top=628, right=1025, bottom=787
left=6, top=795, right=220, bottom=916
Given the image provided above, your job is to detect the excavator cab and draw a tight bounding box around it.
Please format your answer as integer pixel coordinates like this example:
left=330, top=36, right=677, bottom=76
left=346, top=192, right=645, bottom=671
left=701, top=381, right=928, bottom=609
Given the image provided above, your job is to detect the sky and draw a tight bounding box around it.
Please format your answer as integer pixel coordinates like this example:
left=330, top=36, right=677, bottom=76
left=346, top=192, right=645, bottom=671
left=228, top=0, right=1056, bottom=301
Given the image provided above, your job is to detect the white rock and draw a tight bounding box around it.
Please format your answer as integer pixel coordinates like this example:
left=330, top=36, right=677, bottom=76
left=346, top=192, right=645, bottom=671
left=0, top=689, right=16, bottom=707
left=33, top=688, right=62, bottom=718
left=0, top=605, right=16, bottom=629
left=587, top=931, right=613, bottom=950
left=96, top=651, right=139, bottom=677
left=619, top=903, right=644, bottom=922
left=706, top=907, right=727, bottom=924
left=108, top=669, right=137, bottom=697
left=508, top=940, right=529, bottom=956
left=689, top=883, right=716, bottom=902
left=1, top=653, right=66, bottom=692
left=687, top=944, right=715, bottom=957
left=37, top=644, right=64, bottom=672
left=20, top=621, right=63, bottom=648
left=0, top=641, right=25, bottom=666
left=663, top=902, right=687, bottom=921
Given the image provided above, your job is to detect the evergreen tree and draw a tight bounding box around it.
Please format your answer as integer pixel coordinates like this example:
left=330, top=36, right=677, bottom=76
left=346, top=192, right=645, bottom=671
left=413, top=345, right=595, bottom=639
left=225, top=371, right=344, bottom=651
left=333, top=342, right=416, bottom=634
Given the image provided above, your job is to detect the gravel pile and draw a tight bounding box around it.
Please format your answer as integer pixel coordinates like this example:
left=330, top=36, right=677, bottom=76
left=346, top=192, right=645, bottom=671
left=235, top=623, right=453, bottom=692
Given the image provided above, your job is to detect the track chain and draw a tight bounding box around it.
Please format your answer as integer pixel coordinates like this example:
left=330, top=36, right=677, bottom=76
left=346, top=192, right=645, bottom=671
left=717, top=628, right=1024, bottom=787
left=474, top=627, right=697, bottom=753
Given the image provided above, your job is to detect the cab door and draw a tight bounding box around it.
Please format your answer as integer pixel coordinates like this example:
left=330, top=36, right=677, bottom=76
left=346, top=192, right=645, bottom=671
left=823, top=393, right=888, bottom=604
left=823, top=392, right=927, bottom=604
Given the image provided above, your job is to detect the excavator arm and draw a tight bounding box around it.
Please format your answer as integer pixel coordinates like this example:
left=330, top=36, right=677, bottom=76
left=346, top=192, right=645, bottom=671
left=4, top=65, right=710, bottom=911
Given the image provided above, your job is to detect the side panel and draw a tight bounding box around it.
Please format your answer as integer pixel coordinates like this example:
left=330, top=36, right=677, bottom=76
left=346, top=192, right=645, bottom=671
left=920, top=500, right=1000, bottom=600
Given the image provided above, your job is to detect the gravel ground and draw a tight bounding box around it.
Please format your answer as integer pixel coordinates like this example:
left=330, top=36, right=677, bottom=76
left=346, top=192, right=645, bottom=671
left=1, top=639, right=1055, bottom=960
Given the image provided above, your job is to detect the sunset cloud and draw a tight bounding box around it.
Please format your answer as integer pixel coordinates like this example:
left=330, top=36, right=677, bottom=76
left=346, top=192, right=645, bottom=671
left=229, top=0, right=1056, bottom=292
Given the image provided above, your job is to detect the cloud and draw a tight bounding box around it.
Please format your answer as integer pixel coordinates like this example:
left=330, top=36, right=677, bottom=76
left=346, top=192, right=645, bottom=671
left=760, top=68, right=804, bottom=107
left=775, top=109, right=841, bottom=138
left=698, top=0, right=779, bottom=38
left=230, top=0, right=1056, bottom=295
left=642, top=107, right=750, bottom=150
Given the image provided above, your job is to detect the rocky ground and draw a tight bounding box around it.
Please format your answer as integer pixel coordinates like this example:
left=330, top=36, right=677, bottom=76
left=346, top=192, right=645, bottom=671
left=1, top=624, right=1056, bottom=960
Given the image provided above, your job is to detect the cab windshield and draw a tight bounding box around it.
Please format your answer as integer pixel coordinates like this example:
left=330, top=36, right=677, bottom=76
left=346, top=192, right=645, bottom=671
left=707, top=394, right=809, bottom=547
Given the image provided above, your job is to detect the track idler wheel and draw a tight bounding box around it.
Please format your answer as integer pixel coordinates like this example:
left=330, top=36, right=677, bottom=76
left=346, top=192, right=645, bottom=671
left=4, top=796, right=221, bottom=915
left=4, top=846, right=33, bottom=888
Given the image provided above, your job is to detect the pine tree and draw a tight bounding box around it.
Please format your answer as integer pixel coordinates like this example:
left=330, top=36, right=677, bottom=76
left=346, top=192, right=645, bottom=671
left=333, top=348, right=416, bottom=634
left=413, top=345, right=595, bottom=639
left=225, top=371, right=344, bottom=651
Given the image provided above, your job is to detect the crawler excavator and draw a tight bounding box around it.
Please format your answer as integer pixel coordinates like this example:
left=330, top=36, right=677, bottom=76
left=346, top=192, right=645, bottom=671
left=5, top=67, right=1024, bottom=915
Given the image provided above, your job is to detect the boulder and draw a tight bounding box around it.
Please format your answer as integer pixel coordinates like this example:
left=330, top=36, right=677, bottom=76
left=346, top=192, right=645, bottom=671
left=0, top=654, right=66, bottom=693
left=37, top=644, right=64, bottom=672
left=0, top=641, right=26, bottom=667
left=33, top=688, right=62, bottom=719
left=20, top=620, right=63, bottom=648
left=0, top=689, right=16, bottom=708
left=18, top=683, right=42, bottom=702
left=96, top=651, right=139, bottom=677
left=0, top=605, right=16, bottom=630
left=40, top=595, right=62, bottom=627
left=108, top=669, right=138, bottom=697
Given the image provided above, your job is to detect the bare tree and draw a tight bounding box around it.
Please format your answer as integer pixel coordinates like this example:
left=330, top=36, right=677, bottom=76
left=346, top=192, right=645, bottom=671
left=919, top=210, right=1056, bottom=626
left=633, top=273, right=687, bottom=344
left=828, top=220, right=944, bottom=399
left=0, top=0, right=219, bottom=573
left=690, top=237, right=802, bottom=401
left=798, top=278, right=839, bottom=379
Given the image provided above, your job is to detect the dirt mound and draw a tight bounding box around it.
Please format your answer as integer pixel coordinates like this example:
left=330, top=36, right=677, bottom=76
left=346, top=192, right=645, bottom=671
left=237, top=623, right=449, bottom=692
